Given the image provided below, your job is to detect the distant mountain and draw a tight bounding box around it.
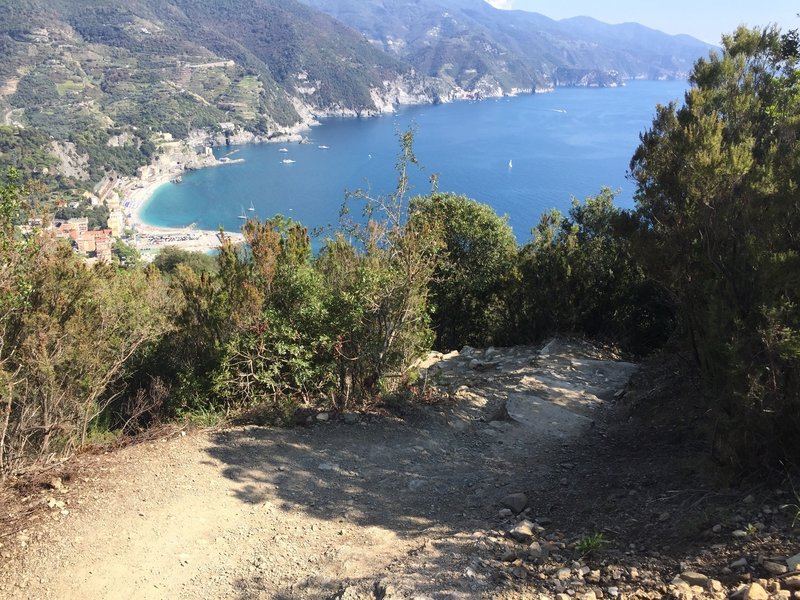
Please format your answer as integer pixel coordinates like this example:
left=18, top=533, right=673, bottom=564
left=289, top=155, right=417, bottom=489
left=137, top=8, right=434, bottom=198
left=0, top=0, right=712, bottom=193
left=300, top=0, right=712, bottom=91
left=0, top=0, right=421, bottom=126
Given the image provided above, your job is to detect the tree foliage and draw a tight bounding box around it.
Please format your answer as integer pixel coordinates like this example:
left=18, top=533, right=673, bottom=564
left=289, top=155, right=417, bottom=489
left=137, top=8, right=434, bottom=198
left=630, top=26, right=800, bottom=467
left=0, top=172, right=169, bottom=476
left=156, top=131, right=439, bottom=417
left=515, top=189, right=673, bottom=353
left=411, top=192, right=517, bottom=349
left=323, top=131, right=439, bottom=404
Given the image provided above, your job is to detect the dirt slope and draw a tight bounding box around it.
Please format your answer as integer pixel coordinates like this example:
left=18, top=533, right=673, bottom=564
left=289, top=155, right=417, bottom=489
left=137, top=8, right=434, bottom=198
left=0, top=339, right=639, bottom=599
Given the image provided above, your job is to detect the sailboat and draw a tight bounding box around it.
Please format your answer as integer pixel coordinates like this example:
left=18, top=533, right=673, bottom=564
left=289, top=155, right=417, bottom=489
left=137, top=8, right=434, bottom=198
left=238, top=206, right=247, bottom=220
left=508, top=159, right=513, bottom=168
left=248, top=201, right=255, bottom=212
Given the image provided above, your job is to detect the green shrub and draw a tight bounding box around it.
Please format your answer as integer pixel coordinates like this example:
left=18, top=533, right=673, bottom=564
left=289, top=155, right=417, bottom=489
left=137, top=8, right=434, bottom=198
left=630, top=26, right=800, bottom=468
left=412, top=192, right=518, bottom=350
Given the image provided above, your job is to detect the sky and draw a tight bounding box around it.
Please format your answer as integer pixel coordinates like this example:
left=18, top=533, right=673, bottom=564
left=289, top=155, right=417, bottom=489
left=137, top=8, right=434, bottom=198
left=484, top=0, right=799, bottom=45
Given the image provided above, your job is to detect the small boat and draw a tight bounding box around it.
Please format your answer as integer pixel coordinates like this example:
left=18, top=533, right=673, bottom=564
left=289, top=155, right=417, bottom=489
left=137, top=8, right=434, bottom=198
left=238, top=206, right=247, bottom=219
left=318, top=145, right=329, bottom=149
left=248, top=201, right=255, bottom=212
left=281, top=159, right=296, bottom=164
left=508, top=160, right=513, bottom=168
left=279, top=148, right=289, bottom=152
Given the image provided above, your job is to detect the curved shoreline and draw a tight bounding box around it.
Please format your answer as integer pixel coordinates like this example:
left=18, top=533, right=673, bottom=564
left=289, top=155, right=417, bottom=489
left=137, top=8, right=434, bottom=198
left=120, top=152, right=247, bottom=255
left=116, top=86, right=552, bottom=255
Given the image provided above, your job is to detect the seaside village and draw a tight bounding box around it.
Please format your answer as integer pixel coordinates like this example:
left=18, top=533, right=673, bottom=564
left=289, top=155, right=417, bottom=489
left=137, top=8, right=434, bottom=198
left=47, top=172, right=125, bottom=265
left=25, top=133, right=227, bottom=265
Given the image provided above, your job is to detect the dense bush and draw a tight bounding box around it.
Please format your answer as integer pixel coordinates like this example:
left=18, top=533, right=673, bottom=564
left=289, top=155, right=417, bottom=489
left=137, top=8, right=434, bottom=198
left=630, top=26, right=800, bottom=468
left=152, top=133, right=438, bottom=417
left=411, top=192, right=518, bottom=350
left=0, top=171, right=169, bottom=475
left=151, top=246, right=218, bottom=277
left=516, top=189, right=674, bottom=353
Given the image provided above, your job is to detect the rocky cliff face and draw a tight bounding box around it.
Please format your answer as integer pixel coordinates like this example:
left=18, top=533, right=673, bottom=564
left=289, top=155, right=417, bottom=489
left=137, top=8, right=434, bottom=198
left=553, top=68, right=625, bottom=88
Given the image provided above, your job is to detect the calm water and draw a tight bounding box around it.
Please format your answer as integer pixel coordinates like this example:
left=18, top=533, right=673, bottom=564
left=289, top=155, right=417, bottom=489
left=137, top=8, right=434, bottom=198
left=141, top=80, right=687, bottom=241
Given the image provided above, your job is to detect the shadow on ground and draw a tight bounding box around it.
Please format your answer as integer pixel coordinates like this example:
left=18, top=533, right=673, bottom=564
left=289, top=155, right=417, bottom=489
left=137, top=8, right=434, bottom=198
left=204, top=410, right=546, bottom=530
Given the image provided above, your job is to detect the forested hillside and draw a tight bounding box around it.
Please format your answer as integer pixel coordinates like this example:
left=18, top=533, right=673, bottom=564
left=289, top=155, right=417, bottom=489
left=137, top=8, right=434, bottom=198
left=0, top=0, right=428, bottom=203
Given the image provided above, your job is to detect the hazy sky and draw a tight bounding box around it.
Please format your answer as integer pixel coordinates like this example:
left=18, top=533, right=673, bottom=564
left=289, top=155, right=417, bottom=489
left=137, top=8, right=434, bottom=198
left=484, top=0, right=799, bottom=44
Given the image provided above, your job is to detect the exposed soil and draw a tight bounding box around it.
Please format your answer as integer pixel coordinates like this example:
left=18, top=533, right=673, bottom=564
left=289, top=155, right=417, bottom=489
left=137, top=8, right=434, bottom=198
left=0, top=339, right=797, bottom=599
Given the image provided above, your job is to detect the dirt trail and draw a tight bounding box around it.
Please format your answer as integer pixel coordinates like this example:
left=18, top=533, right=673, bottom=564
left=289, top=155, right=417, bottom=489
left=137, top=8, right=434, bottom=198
left=0, top=339, right=637, bottom=599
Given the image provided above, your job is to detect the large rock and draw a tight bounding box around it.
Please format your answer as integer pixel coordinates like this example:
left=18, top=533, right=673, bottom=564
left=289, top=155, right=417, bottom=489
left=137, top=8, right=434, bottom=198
left=763, top=560, right=787, bottom=575
left=501, top=492, right=528, bottom=514
left=679, top=571, right=708, bottom=587
left=556, top=567, right=572, bottom=580
left=527, top=541, right=545, bottom=559
left=787, top=552, right=800, bottom=572
left=742, top=582, right=769, bottom=600
left=509, top=520, right=535, bottom=542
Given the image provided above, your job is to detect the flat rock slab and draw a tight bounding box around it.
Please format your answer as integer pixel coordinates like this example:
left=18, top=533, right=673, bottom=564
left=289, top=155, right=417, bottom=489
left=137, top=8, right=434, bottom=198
left=505, top=393, right=592, bottom=436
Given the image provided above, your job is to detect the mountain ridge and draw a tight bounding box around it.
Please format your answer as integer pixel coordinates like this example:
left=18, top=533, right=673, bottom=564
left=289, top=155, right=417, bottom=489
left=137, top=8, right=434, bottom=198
left=0, top=0, right=712, bottom=195
left=300, top=0, right=712, bottom=89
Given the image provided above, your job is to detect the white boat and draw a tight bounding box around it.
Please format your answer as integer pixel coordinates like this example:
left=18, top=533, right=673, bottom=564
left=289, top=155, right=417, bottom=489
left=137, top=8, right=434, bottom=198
left=248, top=201, right=255, bottom=212
left=279, top=148, right=289, bottom=152
left=508, top=160, right=513, bottom=168
left=318, top=145, right=329, bottom=149
left=238, top=206, right=247, bottom=219
left=281, top=159, right=296, bottom=164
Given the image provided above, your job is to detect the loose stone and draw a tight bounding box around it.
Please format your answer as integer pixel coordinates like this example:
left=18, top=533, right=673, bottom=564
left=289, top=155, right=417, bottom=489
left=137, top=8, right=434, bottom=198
left=501, top=492, right=529, bottom=514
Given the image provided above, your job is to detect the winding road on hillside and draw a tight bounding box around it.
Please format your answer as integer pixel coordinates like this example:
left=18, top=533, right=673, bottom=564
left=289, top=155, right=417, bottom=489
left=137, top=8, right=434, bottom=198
left=0, top=340, right=637, bottom=599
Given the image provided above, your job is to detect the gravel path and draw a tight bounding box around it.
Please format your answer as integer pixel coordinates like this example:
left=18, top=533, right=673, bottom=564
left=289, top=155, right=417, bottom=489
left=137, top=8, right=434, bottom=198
left=0, top=339, right=637, bottom=599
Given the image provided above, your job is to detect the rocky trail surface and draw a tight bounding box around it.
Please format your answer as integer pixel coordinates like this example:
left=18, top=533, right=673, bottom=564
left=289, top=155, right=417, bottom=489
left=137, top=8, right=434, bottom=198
left=1, top=339, right=798, bottom=599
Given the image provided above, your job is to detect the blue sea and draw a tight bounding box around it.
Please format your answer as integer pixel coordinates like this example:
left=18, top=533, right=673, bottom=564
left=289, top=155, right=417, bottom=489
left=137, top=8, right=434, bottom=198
left=140, top=80, right=687, bottom=241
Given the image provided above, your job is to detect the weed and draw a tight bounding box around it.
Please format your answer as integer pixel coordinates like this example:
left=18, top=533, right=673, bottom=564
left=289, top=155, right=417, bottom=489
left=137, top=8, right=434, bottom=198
left=575, top=532, right=607, bottom=556
left=180, top=407, right=225, bottom=428
left=779, top=478, right=800, bottom=528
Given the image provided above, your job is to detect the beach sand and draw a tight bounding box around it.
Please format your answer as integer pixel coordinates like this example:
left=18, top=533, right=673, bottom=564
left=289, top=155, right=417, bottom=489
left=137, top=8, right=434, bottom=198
left=120, top=157, right=244, bottom=257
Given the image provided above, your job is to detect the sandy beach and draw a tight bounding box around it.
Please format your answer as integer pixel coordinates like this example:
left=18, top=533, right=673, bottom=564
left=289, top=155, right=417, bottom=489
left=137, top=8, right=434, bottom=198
left=120, top=154, right=245, bottom=257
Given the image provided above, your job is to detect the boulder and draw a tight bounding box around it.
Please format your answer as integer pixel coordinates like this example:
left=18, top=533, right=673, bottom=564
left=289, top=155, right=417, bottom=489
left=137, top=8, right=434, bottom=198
left=501, top=492, right=529, bottom=514
left=742, top=582, right=769, bottom=600
left=509, top=520, right=535, bottom=542
left=680, top=571, right=708, bottom=587
left=763, top=560, right=787, bottom=575
left=787, top=552, right=800, bottom=572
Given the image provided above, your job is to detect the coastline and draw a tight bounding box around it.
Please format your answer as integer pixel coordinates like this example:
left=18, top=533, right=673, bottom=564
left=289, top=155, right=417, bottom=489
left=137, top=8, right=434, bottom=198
left=115, top=85, right=548, bottom=256
left=119, top=148, right=247, bottom=257
left=114, top=79, right=627, bottom=258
